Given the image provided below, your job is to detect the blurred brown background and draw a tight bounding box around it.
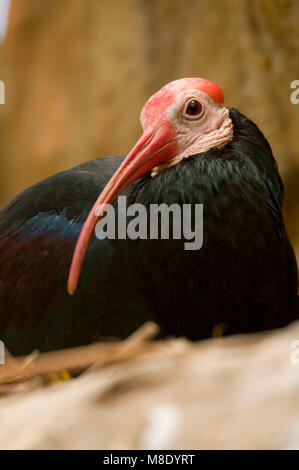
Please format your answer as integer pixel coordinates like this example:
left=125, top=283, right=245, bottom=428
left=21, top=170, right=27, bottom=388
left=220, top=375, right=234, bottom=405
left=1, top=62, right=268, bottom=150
left=0, top=0, right=298, bottom=262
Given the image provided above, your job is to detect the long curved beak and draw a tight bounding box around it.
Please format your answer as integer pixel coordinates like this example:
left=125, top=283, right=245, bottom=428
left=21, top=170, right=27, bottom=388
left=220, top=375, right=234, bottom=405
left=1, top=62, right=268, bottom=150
left=67, top=123, right=178, bottom=295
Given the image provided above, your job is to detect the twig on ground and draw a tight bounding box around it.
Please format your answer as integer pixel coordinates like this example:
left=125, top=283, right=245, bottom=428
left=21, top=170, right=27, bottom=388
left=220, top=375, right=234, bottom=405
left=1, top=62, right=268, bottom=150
left=0, top=322, right=160, bottom=384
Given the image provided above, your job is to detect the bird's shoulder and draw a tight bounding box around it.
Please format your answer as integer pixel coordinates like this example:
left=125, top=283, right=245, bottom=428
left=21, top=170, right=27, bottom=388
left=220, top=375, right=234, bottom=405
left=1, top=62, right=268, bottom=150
left=0, top=155, right=125, bottom=231
left=0, top=155, right=134, bottom=352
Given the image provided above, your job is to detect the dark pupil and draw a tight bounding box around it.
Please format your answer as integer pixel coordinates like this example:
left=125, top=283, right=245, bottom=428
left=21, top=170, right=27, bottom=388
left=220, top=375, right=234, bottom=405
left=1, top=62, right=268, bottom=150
left=186, top=100, right=202, bottom=115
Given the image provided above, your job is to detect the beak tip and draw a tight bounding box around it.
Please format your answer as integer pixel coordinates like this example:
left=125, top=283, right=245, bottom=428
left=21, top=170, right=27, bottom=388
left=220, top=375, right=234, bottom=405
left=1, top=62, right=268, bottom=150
left=67, top=282, right=75, bottom=296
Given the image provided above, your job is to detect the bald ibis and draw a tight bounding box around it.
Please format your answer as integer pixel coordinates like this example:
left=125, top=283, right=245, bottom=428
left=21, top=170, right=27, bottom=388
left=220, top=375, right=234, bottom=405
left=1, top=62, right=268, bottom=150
left=0, top=78, right=298, bottom=355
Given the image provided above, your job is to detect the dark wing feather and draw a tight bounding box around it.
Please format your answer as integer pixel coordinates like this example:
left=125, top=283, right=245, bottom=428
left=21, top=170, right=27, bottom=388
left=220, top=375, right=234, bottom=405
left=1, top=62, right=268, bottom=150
left=0, top=155, right=125, bottom=231
left=0, top=155, right=154, bottom=355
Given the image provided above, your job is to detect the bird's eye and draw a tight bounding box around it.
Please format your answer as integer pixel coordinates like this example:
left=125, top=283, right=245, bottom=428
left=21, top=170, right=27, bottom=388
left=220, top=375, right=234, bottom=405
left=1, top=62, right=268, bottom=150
left=183, top=99, right=204, bottom=120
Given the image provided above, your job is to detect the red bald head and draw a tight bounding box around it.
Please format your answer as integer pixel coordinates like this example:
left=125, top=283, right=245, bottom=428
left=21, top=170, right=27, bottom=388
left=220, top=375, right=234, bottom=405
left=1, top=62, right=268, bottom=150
left=141, top=78, right=224, bottom=127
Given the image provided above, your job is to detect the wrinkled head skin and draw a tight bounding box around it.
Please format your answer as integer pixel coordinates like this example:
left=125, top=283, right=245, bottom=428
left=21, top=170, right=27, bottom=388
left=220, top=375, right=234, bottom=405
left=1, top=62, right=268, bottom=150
left=68, top=78, right=234, bottom=295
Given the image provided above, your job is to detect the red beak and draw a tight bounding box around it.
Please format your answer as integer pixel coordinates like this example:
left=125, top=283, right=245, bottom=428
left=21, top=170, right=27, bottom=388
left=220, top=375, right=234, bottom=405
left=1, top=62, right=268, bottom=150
left=67, top=122, right=178, bottom=295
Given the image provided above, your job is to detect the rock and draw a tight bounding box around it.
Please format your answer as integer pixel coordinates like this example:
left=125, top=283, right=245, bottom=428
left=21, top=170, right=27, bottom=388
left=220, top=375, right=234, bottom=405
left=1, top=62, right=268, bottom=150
left=0, top=322, right=299, bottom=449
